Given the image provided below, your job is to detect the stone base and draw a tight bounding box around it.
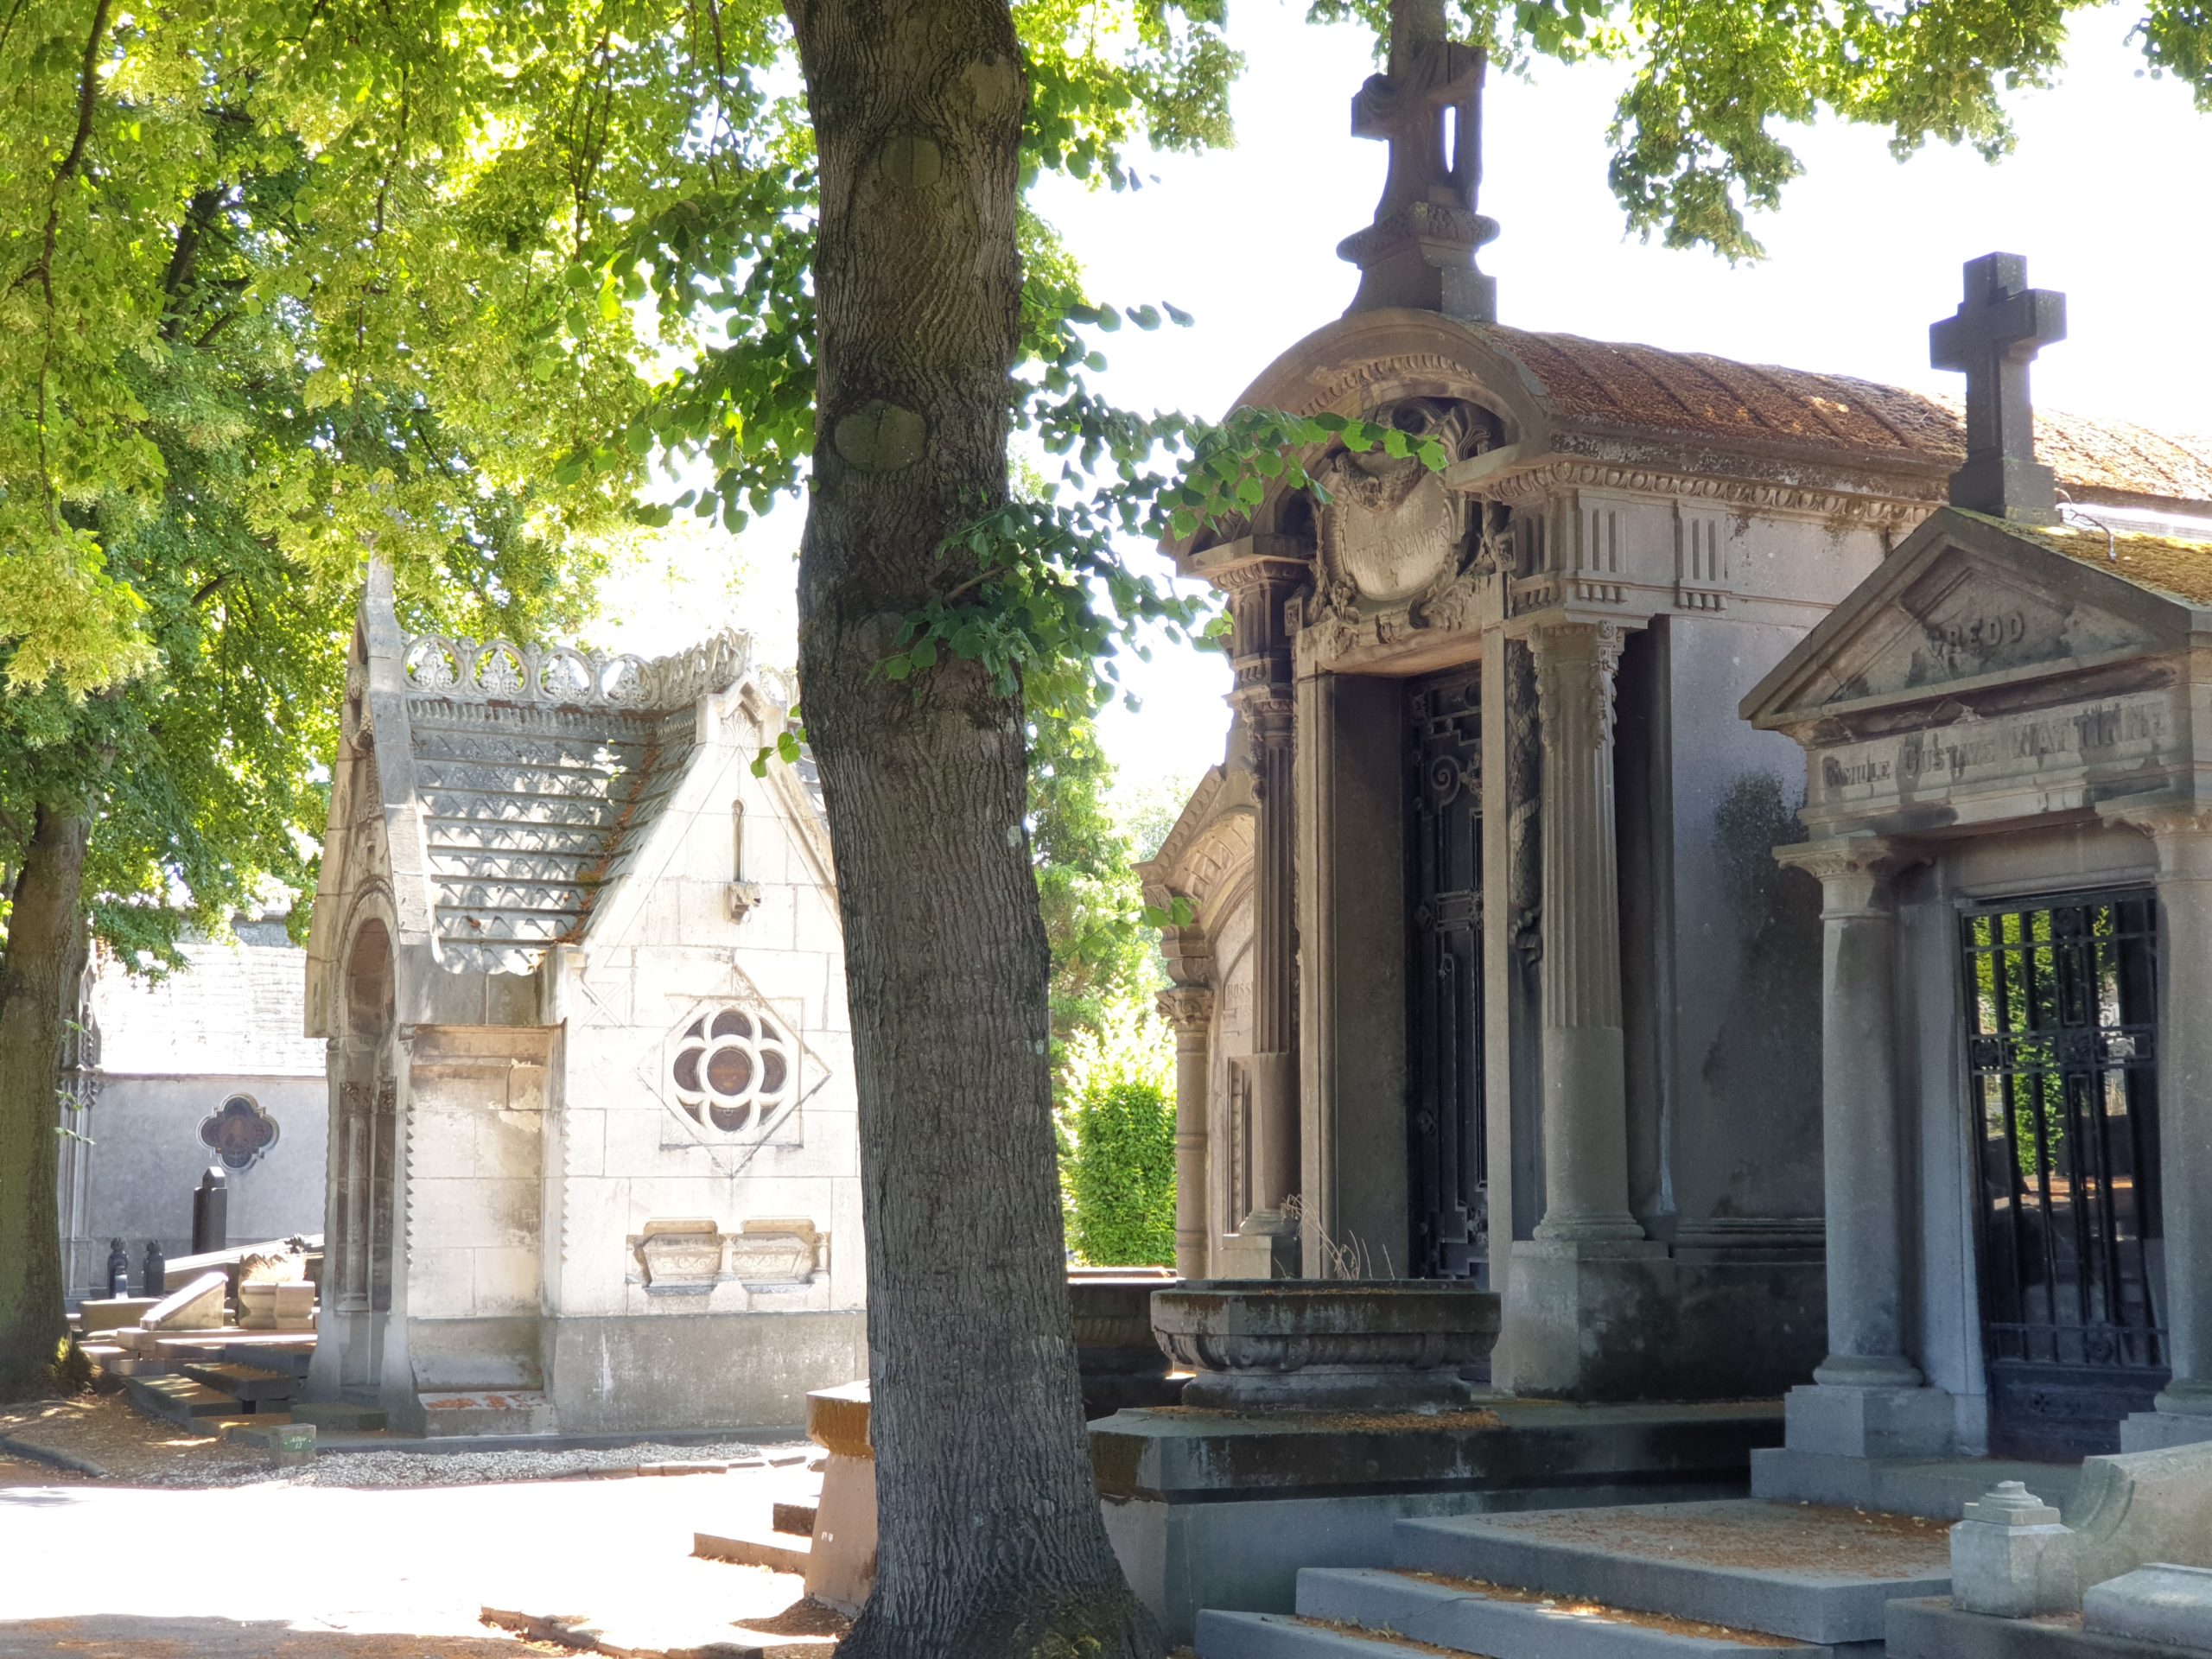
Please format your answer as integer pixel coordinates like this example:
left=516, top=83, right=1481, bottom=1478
left=545, top=1309, right=865, bottom=1434
left=1219, top=1230, right=1299, bottom=1280
left=1090, top=1396, right=1783, bottom=1647
left=1501, top=1241, right=1825, bottom=1401
left=1781, top=1382, right=1955, bottom=1459
left=1751, top=1447, right=2085, bottom=1519
left=2118, top=1408, right=2212, bottom=1452
left=1182, top=1367, right=1475, bottom=1412
left=1888, top=1596, right=2198, bottom=1659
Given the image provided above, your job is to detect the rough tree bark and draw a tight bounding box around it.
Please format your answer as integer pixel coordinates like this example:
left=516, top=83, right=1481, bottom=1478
left=784, top=1, right=1160, bottom=1655
left=0, top=805, right=92, bottom=1400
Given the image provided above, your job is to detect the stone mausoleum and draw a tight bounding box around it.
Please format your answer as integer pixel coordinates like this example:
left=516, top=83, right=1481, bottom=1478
left=300, top=566, right=863, bottom=1436
left=1117, top=2, right=2212, bottom=1651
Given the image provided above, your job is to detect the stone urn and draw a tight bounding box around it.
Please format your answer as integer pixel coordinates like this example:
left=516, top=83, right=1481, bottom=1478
left=1151, top=1280, right=1500, bottom=1411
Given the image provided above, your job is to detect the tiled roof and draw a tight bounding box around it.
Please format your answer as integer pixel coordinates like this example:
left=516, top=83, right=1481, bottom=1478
left=1484, top=326, right=2212, bottom=510
left=391, top=629, right=753, bottom=974
left=93, top=923, right=323, bottom=1077
left=407, top=700, right=700, bottom=975
left=2009, top=517, right=2212, bottom=607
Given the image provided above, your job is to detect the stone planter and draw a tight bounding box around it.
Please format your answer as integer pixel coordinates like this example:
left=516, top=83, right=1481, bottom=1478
left=1152, top=1280, right=1500, bottom=1411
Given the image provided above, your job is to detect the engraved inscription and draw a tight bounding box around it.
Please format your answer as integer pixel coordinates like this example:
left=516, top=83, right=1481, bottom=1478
left=1816, top=697, right=2171, bottom=798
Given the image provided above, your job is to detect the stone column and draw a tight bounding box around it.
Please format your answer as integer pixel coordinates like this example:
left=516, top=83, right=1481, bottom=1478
left=2113, top=805, right=2212, bottom=1449
left=1770, top=835, right=1952, bottom=1462
left=1158, top=987, right=1215, bottom=1282
left=1529, top=621, right=1643, bottom=1243
left=1213, top=550, right=1306, bottom=1276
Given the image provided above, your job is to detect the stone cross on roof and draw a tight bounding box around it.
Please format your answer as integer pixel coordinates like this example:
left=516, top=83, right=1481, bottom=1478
left=1929, top=251, right=2067, bottom=524
left=1337, top=0, right=1497, bottom=321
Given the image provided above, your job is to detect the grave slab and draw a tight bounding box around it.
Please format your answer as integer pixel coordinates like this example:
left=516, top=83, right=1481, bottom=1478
left=2082, top=1564, right=2212, bottom=1651
left=1295, top=1567, right=1840, bottom=1656
left=1888, top=1597, right=2201, bottom=1659
left=1196, top=1611, right=1451, bottom=1658
left=1393, top=1500, right=1951, bottom=1645
left=141, top=1272, right=229, bottom=1332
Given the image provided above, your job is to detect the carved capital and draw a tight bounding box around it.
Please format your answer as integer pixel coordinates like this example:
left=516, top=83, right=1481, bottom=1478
left=1530, top=620, right=1626, bottom=747
left=1157, top=986, right=1216, bottom=1036
left=1774, top=835, right=1922, bottom=918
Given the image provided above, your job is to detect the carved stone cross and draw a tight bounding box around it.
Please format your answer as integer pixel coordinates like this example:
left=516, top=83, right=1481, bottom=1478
left=1338, top=0, right=1497, bottom=321
left=1929, top=252, right=2067, bottom=524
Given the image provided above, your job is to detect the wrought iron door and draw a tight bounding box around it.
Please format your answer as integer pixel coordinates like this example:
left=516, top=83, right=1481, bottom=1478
left=1961, top=891, right=2167, bottom=1459
left=1408, top=671, right=1487, bottom=1283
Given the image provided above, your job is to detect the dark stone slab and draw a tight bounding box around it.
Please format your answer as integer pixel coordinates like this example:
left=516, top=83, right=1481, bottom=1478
left=1887, top=1597, right=2197, bottom=1659
left=1090, top=1398, right=1782, bottom=1503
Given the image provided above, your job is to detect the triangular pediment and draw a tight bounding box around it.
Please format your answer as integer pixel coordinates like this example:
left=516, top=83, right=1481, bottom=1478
left=1745, top=510, right=2196, bottom=728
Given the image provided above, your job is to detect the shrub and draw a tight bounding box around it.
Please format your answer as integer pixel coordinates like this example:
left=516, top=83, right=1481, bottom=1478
left=1060, top=1001, right=1175, bottom=1268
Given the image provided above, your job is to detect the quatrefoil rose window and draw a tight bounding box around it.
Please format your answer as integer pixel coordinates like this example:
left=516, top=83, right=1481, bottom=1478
left=671, top=1006, right=796, bottom=1132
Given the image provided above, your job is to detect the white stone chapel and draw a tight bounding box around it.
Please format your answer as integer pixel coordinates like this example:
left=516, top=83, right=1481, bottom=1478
left=299, top=565, right=864, bottom=1436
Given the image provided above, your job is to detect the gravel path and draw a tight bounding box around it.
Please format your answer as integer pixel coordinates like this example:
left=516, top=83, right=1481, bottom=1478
left=305, top=1439, right=810, bottom=1488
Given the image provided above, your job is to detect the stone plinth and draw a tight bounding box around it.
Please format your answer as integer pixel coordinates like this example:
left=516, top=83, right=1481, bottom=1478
left=1153, top=1280, right=1498, bottom=1411
left=803, top=1381, right=874, bottom=1616
left=1090, top=1397, right=1783, bottom=1647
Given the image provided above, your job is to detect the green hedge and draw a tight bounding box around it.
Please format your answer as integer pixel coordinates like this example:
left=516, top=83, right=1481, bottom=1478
left=1065, top=1078, right=1175, bottom=1268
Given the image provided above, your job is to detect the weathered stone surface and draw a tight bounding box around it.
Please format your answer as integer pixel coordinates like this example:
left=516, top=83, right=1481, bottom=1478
left=1890, top=1596, right=2197, bottom=1659
left=238, top=1281, right=315, bottom=1331
left=1951, top=1482, right=2075, bottom=1618
left=2082, top=1564, right=2212, bottom=1650
left=2069, top=1442, right=2212, bottom=1593
left=140, top=1271, right=229, bottom=1332
left=1153, top=1280, right=1497, bottom=1410
left=222, top=1421, right=316, bottom=1467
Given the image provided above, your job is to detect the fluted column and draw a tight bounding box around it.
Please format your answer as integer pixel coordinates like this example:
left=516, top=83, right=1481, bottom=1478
left=1777, top=836, right=1921, bottom=1386
left=1211, top=550, right=1306, bottom=1268
left=2107, top=804, right=2212, bottom=1447
left=1158, top=987, right=1216, bottom=1282
left=1529, top=622, right=1642, bottom=1242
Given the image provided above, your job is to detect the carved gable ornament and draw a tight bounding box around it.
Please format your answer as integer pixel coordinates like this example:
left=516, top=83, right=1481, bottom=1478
left=1301, top=396, right=1505, bottom=666
left=1744, top=509, right=2203, bottom=838
left=1745, top=511, right=2190, bottom=731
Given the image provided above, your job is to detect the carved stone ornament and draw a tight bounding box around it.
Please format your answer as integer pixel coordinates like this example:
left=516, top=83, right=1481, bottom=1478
left=1314, top=399, right=1478, bottom=606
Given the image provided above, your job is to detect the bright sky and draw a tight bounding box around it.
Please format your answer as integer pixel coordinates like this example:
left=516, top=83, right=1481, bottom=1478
left=597, top=0, right=2212, bottom=797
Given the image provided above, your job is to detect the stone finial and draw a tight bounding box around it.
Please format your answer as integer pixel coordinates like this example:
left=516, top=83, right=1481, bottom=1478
left=1929, top=251, right=2066, bottom=524
left=1338, top=0, right=1497, bottom=320
left=1951, top=1480, right=2078, bottom=1618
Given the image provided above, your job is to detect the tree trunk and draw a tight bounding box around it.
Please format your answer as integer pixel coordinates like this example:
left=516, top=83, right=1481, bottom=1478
left=0, top=804, right=92, bottom=1401
left=785, top=2, right=1160, bottom=1655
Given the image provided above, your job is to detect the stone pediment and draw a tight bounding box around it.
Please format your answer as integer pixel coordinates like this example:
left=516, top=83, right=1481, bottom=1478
left=1745, top=511, right=2197, bottom=730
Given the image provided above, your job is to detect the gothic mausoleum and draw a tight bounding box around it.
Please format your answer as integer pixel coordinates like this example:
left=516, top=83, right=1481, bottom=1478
left=300, top=566, right=863, bottom=1436
left=1116, top=2, right=2212, bottom=1649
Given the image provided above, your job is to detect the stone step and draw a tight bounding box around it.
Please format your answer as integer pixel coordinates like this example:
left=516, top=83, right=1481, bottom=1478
left=1294, top=1568, right=1842, bottom=1657
left=214, top=1337, right=315, bottom=1376
left=416, top=1389, right=557, bottom=1438
left=1196, top=1611, right=1463, bottom=1657
left=289, top=1401, right=386, bottom=1433
left=1394, top=1501, right=1952, bottom=1646
left=124, top=1375, right=251, bottom=1426
left=693, top=1529, right=810, bottom=1573
left=772, top=1499, right=820, bottom=1535
left=179, top=1362, right=300, bottom=1403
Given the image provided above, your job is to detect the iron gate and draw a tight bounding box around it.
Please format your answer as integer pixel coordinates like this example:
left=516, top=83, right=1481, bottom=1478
left=1408, top=670, right=1487, bottom=1284
left=1961, top=890, right=2167, bottom=1459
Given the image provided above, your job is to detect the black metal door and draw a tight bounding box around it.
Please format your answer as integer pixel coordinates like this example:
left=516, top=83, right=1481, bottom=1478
left=1962, top=891, right=2168, bottom=1459
left=1408, top=671, right=1487, bottom=1284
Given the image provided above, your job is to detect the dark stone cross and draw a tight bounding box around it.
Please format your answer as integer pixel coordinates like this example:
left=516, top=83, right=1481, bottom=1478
left=1929, top=251, right=2067, bottom=524
left=1338, top=0, right=1497, bottom=321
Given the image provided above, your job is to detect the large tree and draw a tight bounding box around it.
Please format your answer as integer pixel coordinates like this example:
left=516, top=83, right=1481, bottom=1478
left=0, top=2, right=649, bottom=1396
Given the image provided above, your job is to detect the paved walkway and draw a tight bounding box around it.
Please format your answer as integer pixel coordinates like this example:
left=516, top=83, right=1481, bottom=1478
left=0, top=1464, right=829, bottom=1656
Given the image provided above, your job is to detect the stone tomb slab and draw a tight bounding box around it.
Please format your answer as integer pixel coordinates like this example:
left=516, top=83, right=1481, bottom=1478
left=1392, top=1500, right=1952, bottom=1645
left=1887, top=1598, right=2202, bottom=1659
left=2082, top=1564, right=2212, bottom=1651
left=140, top=1271, right=229, bottom=1332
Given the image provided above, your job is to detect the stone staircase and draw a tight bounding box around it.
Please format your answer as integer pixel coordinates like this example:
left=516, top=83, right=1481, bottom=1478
left=1197, top=1499, right=1956, bottom=1659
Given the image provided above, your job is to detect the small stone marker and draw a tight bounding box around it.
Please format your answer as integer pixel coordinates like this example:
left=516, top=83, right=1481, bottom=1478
left=222, top=1421, right=316, bottom=1468
left=1951, top=1480, right=2075, bottom=1618
left=140, top=1270, right=229, bottom=1332
left=2082, top=1563, right=2212, bottom=1650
